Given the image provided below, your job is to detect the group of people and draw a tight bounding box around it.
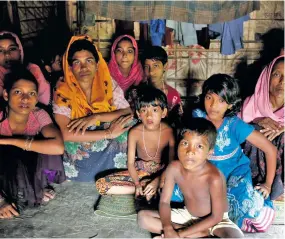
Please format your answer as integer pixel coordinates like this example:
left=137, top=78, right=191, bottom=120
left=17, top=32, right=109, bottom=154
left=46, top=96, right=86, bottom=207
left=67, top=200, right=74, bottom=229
left=0, top=30, right=283, bottom=238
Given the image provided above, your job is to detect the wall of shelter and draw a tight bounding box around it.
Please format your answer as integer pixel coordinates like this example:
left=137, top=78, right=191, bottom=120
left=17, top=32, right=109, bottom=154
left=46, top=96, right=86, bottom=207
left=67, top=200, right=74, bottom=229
left=68, top=1, right=284, bottom=101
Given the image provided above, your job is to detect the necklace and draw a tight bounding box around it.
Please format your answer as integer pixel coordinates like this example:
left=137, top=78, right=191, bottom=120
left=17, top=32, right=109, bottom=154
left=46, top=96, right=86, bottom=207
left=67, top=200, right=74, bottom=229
left=143, top=123, right=161, bottom=159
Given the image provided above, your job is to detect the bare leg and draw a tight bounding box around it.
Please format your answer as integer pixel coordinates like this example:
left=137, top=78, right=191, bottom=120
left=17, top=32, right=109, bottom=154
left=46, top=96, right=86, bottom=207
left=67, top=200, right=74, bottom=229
left=105, top=186, right=135, bottom=195
left=213, top=227, right=244, bottom=238
left=137, top=210, right=163, bottom=234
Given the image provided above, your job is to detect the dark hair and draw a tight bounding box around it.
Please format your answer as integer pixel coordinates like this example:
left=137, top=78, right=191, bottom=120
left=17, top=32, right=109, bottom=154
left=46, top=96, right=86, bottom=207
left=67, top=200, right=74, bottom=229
left=180, top=118, right=217, bottom=150
left=143, top=46, right=168, bottom=66
left=115, top=37, right=134, bottom=51
left=0, top=33, right=18, bottom=46
left=0, top=67, right=38, bottom=122
left=67, top=39, right=99, bottom=66
left=135, top=85, right=168, bottom=111
left=201, top=74, right=241, bottom=117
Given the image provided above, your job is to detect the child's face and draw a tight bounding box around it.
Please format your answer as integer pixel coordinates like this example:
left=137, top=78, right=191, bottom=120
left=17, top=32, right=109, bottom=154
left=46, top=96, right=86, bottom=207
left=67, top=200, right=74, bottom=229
left=4, top=79, right=38, bottom=115
left=51, top=55, right=62, bottom=72
left=115, top=40, right=135, bottom=71
left=178, top=131, right=212, bottom=171
left=136, top=102, right=167, bottom=130
left=144, top=59, right=166, bottom=83
left=204, top=92, right=232, bottom=122
left=0, top=39, right=21, bottom=69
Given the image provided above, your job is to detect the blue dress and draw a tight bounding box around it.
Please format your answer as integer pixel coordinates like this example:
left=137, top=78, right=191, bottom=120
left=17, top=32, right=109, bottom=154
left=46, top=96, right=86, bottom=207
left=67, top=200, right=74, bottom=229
left=191, top=109, right=274, bottom=231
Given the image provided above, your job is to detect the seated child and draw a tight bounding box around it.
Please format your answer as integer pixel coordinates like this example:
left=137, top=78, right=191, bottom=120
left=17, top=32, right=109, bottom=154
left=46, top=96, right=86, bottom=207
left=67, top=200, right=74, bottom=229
left=96, top=85, right=175, bottom=202
left=192, top=74, right=277, bottom=232
left=137, top=118, right=244, bottom=238
left=40, top=48, right=63, bottom=91
left=143, top=45, right=183, bottom=118
left=0, top=68, right=65, bottom=219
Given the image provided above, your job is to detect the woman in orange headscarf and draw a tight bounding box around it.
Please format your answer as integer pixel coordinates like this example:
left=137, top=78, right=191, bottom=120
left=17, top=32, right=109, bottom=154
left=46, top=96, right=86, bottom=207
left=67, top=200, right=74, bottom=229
left=53, top=35, right=134, bottom=182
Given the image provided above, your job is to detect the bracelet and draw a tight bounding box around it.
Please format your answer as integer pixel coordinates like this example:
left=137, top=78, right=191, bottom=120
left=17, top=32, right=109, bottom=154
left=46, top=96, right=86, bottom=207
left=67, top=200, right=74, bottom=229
left=104, top=129, right=112, bottom=140
left=24, top=136, right=33, bottom=151
left=24, top=137, right=29, bottom=151
left=27, top=137, right=34, bottom=151
left=263, top=184, right=271, bottom=190
left=134, top=181, right=141, bottom=187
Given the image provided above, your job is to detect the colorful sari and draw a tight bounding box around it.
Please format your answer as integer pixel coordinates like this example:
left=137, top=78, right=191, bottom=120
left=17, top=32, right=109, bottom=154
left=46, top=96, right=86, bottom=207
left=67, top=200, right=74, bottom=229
left=53, top=35, right=129, bottom=182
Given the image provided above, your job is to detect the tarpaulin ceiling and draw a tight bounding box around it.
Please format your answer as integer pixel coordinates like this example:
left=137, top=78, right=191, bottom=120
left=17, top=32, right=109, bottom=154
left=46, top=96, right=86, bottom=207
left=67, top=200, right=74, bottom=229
left=84, top=1, right=260, bottom=24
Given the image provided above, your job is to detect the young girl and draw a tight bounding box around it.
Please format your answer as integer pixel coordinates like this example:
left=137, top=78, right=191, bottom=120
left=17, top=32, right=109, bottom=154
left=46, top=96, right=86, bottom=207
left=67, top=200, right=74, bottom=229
left=192, top=74, right=277, bottom=232
left=0, top=31, right=50, bottom=105
left=108, top=34, right=144, bottom=93
left=0, top=68, right=65, bottom=219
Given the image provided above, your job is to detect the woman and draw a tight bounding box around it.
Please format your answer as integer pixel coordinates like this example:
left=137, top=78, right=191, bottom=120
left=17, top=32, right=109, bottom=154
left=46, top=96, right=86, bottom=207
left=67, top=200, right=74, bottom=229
left=53, top=35, right=133, bottom=182
left=240, top=55, right=284, bottom=200
left=108, top=34, right=144, bottom=93
left=0, top=68, right=65, bottom=219
left=0, top=31, right=50, bottom=105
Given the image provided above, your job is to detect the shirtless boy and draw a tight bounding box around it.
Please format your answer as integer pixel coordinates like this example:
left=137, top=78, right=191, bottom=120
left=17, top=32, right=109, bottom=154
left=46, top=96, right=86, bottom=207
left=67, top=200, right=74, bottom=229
left=138, top=118, right=244, bottom=238
left=96, top=85, right=175, bottom=201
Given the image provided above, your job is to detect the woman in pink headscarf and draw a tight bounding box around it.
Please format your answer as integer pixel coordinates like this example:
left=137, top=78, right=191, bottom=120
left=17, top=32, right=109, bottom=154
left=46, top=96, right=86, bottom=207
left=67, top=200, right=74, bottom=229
left=108, top=35, right=144, bottom=112
left=108, top=35, right=144, bottom=92
left=0, top=31, right=50, bottom=105
left=240, top=55, right=284, bottom=200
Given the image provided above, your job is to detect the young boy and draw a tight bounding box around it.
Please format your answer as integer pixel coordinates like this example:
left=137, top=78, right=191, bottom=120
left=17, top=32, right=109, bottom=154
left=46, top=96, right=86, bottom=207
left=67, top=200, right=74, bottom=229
left=137, top=118, right=244, bottom=238
left=96, top=85, right=175, bottom=202
left=143, top=46, right=183, bottom=117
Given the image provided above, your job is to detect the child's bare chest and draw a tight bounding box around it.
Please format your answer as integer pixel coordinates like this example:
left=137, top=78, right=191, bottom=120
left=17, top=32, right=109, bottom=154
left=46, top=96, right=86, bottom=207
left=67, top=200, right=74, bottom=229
left=136, top=132, right=169, bottom=162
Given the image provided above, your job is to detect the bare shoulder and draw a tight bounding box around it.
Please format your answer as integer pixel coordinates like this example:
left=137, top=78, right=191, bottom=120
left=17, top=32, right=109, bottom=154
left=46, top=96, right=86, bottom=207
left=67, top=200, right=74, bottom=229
left=207, top=163, right=226, bottom=185
left=168, top=160, right=182, bottom=171
left=161, top=122, right=173, bottom=131
left=130, top=123, right=143, bottom=132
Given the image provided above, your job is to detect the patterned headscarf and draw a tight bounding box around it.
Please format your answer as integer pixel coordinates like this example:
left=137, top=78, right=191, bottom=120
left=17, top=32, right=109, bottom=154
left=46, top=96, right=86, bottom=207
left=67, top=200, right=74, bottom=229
left=54, top=35, right=116, bottom=120
left=240, top=55, right=284, bottom=125
left=108, top=34, right=144, bottom=92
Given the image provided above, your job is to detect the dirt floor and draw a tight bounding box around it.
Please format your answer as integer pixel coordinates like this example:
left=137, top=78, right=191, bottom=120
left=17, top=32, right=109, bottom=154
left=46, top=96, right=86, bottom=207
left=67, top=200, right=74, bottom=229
left=0, top=181, right=284, bottom=238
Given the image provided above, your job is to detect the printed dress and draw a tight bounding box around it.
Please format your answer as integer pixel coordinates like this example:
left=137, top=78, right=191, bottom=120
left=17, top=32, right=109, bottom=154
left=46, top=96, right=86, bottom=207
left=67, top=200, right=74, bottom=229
left=193, top=109, right=275, bottom=232
left=53, top=79, right=131, bottom=182
left=53, top=104, right=129, bottom=182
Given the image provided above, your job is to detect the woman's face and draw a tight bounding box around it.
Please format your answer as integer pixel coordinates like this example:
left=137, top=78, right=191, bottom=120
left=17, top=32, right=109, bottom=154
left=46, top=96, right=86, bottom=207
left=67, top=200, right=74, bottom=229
left=269, top=61, right=284, bottom=99
left=0, top=39, right=21, bottom=69
left=70, top=50, right=97, bottom=83
left=114, top=40, right=135, bottom=72
left=4, top=79, right=38, bottom=116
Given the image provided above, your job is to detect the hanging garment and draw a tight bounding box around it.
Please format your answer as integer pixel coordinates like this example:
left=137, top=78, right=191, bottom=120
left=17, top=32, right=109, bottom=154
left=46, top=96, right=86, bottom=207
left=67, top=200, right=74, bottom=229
left=209, top=14, right=250, bottom=55
left=166, top=20, right=197, bottom=46
left=149, top=19, right=166, bottom=46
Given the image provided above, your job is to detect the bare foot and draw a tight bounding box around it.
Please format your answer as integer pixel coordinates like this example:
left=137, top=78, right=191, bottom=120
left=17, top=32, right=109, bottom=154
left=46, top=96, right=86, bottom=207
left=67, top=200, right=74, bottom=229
left=42, top=188, right=55, bottom=203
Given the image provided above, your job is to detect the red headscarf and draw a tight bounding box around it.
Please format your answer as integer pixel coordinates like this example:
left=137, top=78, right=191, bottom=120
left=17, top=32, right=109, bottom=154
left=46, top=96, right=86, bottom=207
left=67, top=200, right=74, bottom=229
left=108, top=35, right=144, bottom=92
